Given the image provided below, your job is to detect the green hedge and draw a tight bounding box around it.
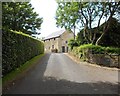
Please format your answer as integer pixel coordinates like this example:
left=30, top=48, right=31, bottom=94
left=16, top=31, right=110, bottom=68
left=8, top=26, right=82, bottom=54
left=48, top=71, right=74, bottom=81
left=2, top=29, right=44, bottom=76
left=71, top=44, right=120, bottom=61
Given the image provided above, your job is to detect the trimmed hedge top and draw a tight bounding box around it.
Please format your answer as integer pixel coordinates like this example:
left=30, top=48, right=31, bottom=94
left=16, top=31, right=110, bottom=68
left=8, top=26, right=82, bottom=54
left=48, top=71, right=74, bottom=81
left=10, top=30, right=39, bottom=41
left=73, top=44, right=120, bottom=55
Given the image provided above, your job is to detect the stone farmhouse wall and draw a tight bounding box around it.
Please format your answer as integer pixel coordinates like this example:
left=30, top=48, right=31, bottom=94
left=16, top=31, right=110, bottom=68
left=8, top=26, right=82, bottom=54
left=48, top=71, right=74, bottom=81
left=44, top=31, right=74, bottom=53
left=44, top=37, right=59, bottom=53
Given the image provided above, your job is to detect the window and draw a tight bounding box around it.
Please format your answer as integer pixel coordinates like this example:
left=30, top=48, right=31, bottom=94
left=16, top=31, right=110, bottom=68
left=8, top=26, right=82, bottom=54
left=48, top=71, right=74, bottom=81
left=65, top=41, right=68, bottom=44
left=52, top=45, right=54, bottom=49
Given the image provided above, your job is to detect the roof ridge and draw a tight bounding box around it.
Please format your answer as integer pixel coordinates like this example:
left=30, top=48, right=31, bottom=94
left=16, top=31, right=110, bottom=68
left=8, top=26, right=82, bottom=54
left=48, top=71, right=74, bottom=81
left=44, top=30, right=65, bottom=40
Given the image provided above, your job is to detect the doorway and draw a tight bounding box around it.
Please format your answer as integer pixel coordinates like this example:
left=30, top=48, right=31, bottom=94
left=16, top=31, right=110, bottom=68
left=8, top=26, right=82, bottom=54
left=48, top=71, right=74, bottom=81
left=66, top=47, right=68, bottom=52
left=62, top=46, right=65, bottom=52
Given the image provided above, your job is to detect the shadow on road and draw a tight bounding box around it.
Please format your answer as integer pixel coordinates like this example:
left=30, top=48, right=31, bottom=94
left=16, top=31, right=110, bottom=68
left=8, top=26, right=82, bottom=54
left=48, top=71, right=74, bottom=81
left=3, top=53, right=51, bottom=94
left=31, top=77, right=119, bottom=94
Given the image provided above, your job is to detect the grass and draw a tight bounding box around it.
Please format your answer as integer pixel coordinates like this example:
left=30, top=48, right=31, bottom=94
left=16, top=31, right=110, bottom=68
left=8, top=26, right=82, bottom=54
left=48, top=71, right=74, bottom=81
left=2, top=53, right=44, bottom=87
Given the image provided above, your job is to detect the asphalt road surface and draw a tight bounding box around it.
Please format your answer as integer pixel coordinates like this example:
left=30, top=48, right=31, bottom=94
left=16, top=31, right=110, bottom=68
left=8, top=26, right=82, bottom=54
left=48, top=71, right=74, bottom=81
left=3, top=53, right=119, bottom=94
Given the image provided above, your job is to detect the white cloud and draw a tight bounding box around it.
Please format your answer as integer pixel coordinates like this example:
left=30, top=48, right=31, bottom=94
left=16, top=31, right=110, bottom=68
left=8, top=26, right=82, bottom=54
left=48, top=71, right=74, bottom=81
left=30, top=0, right=64, bottom=38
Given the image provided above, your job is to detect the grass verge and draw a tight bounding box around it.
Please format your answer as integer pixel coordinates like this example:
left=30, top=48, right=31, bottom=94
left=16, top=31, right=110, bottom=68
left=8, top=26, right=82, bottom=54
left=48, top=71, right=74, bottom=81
left=2, top=53, right=44, bottom=88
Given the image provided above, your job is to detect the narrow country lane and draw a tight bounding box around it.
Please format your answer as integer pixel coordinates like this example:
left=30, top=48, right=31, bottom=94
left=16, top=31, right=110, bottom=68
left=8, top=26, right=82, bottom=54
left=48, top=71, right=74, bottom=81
left=4, top=53, right=119, bottom=94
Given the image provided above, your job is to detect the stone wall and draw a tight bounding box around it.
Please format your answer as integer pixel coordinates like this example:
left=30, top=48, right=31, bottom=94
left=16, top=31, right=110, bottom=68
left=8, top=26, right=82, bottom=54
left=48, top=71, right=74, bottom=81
left=59, top=31, right=74, bottom=52
left=44, top=37, right=59, bottom=53
left=87, top=54, right=120, bottom=68
left=70, top=49, right=120, bottom=68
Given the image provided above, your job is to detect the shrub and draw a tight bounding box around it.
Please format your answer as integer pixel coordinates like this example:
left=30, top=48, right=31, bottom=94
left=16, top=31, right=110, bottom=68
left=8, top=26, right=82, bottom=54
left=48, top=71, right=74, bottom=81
left=68, top=39, right=79, bottom=50
left=105, top=47, right=120, bottom=54
left=77, top=44, right=120, bottom=54
left=2, top=29, right=44, bottom=76
left=79, top=44, right=105, bottom=54
left=71, top=44, right=120, bottom=61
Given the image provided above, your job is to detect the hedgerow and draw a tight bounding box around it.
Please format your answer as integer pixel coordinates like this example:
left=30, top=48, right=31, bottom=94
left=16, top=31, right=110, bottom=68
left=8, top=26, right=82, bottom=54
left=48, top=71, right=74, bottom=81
left=2, top=29, right=44, bottom=76
left=71, top=44, right=120, bottom=61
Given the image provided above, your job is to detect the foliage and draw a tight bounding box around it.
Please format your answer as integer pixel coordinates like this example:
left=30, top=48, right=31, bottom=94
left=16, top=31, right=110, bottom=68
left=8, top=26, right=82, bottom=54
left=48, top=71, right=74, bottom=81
left=71, top=44, right=120, bottom=56
left=3, top=54, right=44, bottom=87
left=2, top=2, right=43, bottom=35
left=97, top=18, right=120, bottom=47
left=68, top=39, right=78, bottom=50
left=71, top=44, right=120, bottom=62
left=56, top=2, right=78, bottom=30
left=78, top=44, right=105, bottom=54
left=2, top=29, right=44, bottom=76
left=56, top=2, right=120, bottom=45
left=55, top=2, right=80, bottom=39
left=76, top=29, right=88, bottom=45
left=75, top=17, right=120, bottom=47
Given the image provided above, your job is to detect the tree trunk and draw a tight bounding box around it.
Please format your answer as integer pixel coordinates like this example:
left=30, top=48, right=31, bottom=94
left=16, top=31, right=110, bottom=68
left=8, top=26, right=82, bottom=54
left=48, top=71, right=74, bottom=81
left=96, top=32, right=105, bottom=45
left=96, top=17, right=112, bottom=45
left=92, top=31, right=96, bottom=45
left=73, top=25, right=75, bottom=40
left=84, top=25, right=91, bottom=44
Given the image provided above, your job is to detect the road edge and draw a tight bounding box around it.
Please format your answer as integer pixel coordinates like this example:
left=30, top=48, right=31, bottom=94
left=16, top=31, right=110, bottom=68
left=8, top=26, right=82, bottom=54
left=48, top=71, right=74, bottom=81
left=64, top=53, right=120, bottom=71
left=2, top=53, right=45, bottom=92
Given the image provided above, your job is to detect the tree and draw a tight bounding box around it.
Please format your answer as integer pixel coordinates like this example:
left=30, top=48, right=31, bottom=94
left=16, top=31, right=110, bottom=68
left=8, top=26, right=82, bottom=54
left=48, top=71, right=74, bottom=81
left=68, top=39, right=78, bottom=50
left=56, top=1, right=120, bottom=46
left=2, top=2, right=43, bottom=35
left=56, top=2, right=103, bottom=42
left=96, top=2, right=120, bottom=45
left=97, top=17, right=120, bottom=47
left=76, top=29, right=88, bottom=46
left=55, top=2, right=79, bottom=39
left=77, top=2, right=120, bottom=45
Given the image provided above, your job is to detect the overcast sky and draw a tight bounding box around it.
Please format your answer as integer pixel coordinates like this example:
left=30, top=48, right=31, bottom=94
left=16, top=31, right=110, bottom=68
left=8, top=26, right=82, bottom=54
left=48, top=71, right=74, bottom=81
left=30, top=0, right=64, bottom=38
left=30, top=0, right=107, bottom=39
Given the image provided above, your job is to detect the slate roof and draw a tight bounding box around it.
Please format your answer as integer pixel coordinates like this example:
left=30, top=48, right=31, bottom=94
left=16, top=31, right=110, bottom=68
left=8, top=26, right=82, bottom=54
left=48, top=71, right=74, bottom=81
left=44, top=30, right=65, bottom=40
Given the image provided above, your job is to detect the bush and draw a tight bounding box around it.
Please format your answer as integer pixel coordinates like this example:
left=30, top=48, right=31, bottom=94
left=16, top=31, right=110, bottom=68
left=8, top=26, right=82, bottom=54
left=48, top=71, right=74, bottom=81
left=2, top=29, right=44, bottom=76
left=79, top=44, right=105, bottom=54
left=71, top=44, right=120, bottom=61
left=105, top=47, right=120, bottom=54
left=68, top=39, right=79, bottom=50
left=78, top=44, right=120, bottom=54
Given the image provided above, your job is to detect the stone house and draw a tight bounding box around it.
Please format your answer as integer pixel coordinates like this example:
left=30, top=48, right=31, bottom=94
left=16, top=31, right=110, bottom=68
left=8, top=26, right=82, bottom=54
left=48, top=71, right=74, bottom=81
left=43, top=30, right=74, bottom=53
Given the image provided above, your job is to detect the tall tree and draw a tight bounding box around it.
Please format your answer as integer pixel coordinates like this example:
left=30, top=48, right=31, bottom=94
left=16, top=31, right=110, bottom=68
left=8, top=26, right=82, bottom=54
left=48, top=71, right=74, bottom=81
left=56, top=1, right=120, bottom=45
left=2, top=2, right=43, bottom=35
left=96, top=2, right=120, bottom=45
left=56, top=2, right=79, bottom=39
left=97, top=17, right=120, bottom=47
